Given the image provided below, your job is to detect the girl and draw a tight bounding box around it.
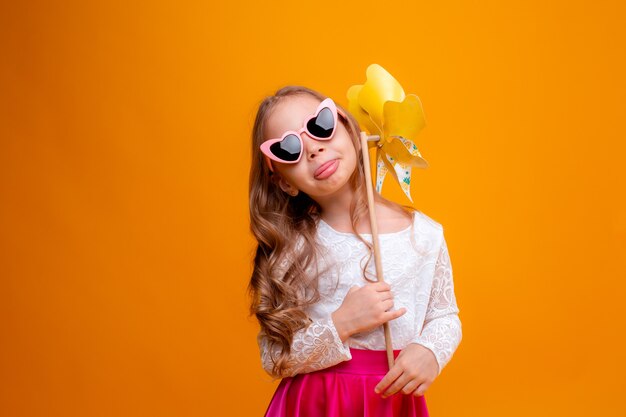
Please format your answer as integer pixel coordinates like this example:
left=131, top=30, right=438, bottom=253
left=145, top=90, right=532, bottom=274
left=247, top=85, right=462, bottom=417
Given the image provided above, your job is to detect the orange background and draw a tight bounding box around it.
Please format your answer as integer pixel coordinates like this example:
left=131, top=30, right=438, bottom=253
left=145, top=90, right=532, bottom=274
left=1, top=1, right=625, bottom=416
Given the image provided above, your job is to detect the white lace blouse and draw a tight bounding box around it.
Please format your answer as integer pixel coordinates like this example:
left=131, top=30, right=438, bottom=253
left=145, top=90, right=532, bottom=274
left=257, top=210, right=462, bottom=380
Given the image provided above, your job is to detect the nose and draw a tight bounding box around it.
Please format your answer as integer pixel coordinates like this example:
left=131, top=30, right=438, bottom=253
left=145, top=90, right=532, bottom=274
left=301, top=132, right=326, bottom=160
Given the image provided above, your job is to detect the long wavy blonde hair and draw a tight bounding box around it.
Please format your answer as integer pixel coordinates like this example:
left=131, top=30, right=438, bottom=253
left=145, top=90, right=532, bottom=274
left=247, top=85, right=415, bottom=377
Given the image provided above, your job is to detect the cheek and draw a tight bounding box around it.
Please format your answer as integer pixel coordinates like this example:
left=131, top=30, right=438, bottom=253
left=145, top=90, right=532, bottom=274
left=283, top=166, right=309, bottom=186
left=342, top=139, right=358, bottom=162
left=338, top=144, right=358, bottom=176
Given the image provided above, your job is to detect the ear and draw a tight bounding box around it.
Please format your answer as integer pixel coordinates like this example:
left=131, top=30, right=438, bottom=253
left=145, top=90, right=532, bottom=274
left=277, top=176, right=299, bottom=196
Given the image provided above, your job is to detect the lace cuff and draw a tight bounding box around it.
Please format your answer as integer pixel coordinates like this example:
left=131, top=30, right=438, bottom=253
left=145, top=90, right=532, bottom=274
left=257, top=315, right=352, bottom=380
left=411, top=235, right=462, bottom=377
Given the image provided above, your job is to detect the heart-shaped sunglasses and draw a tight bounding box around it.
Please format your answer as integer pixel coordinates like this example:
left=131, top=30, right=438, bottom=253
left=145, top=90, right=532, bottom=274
left=260, top=98, right=345, bottom=172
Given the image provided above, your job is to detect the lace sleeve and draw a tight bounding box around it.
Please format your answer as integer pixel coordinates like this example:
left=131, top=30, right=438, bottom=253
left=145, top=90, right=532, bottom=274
left=257, top=315, right=353, bottom=380
left=411, top=234, right=462, bottom=376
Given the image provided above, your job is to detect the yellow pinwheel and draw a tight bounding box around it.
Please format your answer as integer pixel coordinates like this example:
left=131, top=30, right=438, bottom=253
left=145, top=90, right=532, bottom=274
left=347, top=64, right=428, bottom=203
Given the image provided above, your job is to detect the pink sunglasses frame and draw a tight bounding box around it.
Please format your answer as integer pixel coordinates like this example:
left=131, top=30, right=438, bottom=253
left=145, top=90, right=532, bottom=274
left=260, top=98, right=346, bottom=172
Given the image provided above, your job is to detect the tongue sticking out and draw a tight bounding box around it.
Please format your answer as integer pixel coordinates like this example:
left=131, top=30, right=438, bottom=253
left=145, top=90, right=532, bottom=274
left=315, top=160, right=339, bottom=179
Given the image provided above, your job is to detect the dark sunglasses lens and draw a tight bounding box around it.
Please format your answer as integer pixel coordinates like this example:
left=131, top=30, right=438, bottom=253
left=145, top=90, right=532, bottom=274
left=269, top=134, right=301, bottom=162
left=307, top=107, right=334, bottom=138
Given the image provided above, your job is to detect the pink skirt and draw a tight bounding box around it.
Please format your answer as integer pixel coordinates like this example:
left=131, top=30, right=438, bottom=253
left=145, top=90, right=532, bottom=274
left=264, top=348, right=430, bottom=417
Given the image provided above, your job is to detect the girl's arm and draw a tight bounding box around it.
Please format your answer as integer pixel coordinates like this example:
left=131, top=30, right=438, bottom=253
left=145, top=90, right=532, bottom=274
left=411, top=233, right=463, bottom=377
left=257, top=314, right=352, bottom=380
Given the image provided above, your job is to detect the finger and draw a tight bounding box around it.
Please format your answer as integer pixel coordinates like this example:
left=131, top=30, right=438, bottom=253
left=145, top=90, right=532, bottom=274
left=377, top=290, right=393, bottom=299
left=401, top=379, right=420, bottom=395
left=373, top=281, right=391, bottom=291
left=385, top=307, right=406, bottom=320
left=381, top=371, right=411, bottom=398
left=379, top=291, right=394, bottom=301
left=381, top=299, right=394, bottom=311
left=413, top=381, right=429, bottom=397
left=374, top=365, right=403, bottom=394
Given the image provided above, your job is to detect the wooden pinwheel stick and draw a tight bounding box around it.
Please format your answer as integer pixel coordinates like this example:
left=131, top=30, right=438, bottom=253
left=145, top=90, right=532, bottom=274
left=360, top=132, right=395, bottom=369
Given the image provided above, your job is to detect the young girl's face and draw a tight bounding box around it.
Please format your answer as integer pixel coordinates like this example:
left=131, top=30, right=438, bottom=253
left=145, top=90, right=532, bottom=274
left=264, top=95, right=358, bottom=200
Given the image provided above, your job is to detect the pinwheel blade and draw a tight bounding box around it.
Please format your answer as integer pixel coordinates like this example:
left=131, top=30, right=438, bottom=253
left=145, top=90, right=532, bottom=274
left=383, top=94, right=426, bottom=143
left=346, top=63, right=429, bottom=203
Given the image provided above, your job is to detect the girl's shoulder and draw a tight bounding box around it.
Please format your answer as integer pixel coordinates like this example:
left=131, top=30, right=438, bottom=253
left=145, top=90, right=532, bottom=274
left=409, top=210, right=446, bottom=258
left=411, top=209, right=444, bottom=233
